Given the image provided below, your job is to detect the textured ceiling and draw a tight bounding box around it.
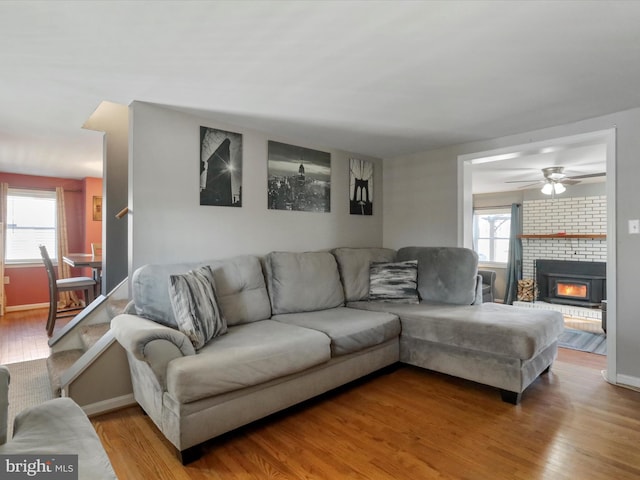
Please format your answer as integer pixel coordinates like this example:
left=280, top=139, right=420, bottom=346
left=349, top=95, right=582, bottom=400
left=0, top=1, right=638, bottom=180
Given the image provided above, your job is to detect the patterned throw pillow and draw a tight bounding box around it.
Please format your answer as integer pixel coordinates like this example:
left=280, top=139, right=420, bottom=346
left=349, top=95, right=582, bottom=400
left=368, top=260, right=420, bottom=304
left=168, top=265, right=227, bottom=349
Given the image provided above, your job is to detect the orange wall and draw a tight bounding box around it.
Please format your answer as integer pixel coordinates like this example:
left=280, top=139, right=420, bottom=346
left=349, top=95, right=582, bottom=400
left=0, top=173, right=103, bottom=308
left=83, top=177, right=103, bottom=252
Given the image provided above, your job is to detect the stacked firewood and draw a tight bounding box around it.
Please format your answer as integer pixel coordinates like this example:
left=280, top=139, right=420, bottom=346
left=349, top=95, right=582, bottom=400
left=517, top=279, right=537, bottom=302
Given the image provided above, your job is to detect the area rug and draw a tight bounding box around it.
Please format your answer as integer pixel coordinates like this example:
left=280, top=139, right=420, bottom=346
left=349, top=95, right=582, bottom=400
left=5, top=358, right=53, bottom=439
left=558, top=328, right=607, bottom=355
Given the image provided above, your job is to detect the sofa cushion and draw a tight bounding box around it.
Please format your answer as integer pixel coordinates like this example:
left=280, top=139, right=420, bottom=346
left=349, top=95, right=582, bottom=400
left=332, top=247, right=397, bottom=302
left=272, top=307, right=400, bottom=356
left=133, top=255, right=271, bottom=328
left=166, top=320, right=331, bottom=403
left=348, top=301, right=564, bottom=360
left=396, top=247, right=478, bottom=305
left=369, top=260, right=419, bottom=304
left=168, top=265, right=227, bottom=349
left=265, top=251, right=345, bottom=314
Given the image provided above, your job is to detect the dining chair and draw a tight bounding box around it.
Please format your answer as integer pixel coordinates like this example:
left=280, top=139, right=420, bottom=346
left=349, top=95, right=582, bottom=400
left=39, top=245, right=97, bottom=337
left=91, top=242, right=102, bottom=256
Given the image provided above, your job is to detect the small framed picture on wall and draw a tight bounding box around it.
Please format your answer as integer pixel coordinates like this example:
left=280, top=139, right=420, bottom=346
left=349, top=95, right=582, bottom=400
left=92, top=196, right=102, bottom=221
left=349, top=158, right=373, bottom=215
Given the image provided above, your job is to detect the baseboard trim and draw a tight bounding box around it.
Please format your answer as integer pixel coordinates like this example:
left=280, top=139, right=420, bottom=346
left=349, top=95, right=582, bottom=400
left=616, top=374, right=640, bottom=392
left=6, top=302, right=48, bottom=312
left=81, top=393, right=136, bottom=417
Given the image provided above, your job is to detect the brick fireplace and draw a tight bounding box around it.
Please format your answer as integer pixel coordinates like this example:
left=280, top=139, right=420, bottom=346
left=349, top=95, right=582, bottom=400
left=522, top=195, right=606, bottom=281
left=517, top=194, right=607, bottom=328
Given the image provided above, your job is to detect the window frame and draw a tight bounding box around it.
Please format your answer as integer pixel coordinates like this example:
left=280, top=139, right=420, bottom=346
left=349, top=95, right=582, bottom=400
left=472, top=207, right=511, bottom=266
left=5, top=187, right=57, bottom=265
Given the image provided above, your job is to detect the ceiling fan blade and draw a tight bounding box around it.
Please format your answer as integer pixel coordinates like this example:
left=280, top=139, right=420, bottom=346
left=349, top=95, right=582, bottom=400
left=517, top=182, right=544, bottom=189
left=559, top=179, right=580, bottom=185
left=567, top=172, right=606, bottom=179
left=505, top=179, right=541, bottom=183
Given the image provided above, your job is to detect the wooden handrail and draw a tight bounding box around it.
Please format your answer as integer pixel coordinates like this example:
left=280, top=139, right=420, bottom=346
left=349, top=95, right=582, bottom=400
left=115, top=207, right=129, bottom=219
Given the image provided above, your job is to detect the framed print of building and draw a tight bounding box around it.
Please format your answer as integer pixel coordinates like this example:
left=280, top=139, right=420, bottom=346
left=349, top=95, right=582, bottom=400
left=267, top=140, right=331, bottom=212
left=200, top=126, right=243, bottom=207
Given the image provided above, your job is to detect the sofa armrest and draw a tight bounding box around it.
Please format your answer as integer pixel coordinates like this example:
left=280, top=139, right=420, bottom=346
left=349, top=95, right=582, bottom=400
left=479, top=269, right=497, bottom=287
left=111, top=314, right=195, bottom=388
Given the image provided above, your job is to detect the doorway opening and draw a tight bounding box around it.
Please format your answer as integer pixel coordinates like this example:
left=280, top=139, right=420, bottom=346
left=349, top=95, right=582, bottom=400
left=458, top=128, right=616, bottom=380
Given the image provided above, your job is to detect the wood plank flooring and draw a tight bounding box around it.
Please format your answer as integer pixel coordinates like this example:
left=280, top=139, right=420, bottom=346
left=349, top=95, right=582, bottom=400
left=3, top=310, right=638, bottom=479
left=0, top=308, right=70, bottom=364
left=90, top=349, right=640, bottom=480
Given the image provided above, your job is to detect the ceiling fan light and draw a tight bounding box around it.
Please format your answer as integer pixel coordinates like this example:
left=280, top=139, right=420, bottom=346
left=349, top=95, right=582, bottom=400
left=554, top=182, right=566, bottom=194
left=548, top=172, right=566, bottom=181
left=541, top=182, right=554, bottom=195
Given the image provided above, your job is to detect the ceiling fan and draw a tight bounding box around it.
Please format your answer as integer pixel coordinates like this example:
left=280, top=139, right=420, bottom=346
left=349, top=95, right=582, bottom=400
left=506, top=166, right=606, bottom=195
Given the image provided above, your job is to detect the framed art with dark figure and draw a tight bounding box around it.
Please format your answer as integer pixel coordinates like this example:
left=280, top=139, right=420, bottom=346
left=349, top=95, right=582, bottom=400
left=200, top=126, right=243, bottom=207
left=349, top=158, right=373, bottom=215
left=267, top=140, right=331, bottom=212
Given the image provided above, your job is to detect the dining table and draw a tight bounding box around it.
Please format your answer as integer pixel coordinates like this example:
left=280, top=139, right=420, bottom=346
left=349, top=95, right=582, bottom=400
left=63, top=253, right=103, bottom=296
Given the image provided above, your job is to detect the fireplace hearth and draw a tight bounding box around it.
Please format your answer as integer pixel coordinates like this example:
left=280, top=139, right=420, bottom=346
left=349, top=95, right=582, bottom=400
left=535, top=259, right=606, bottom=307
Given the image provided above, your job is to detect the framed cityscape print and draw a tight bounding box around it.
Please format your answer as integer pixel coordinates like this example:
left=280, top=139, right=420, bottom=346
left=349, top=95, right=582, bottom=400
left=349, top=158, right=373, bottom=215
left=200, top=126, right=243, bottom=207
left=267, top=140, right=331, bottom=212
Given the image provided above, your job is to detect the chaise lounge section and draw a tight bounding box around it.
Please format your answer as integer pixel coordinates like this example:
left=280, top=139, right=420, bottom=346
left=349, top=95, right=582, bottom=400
left=337, top=247, right=563, bottom=405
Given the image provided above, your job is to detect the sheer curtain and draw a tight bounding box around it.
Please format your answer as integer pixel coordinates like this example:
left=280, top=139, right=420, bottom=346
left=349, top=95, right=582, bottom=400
left=0, top=183, right=7, bottom=316
left=504, top=203, right=523, bottom=305
left=56, top=187, right=81, bottom=308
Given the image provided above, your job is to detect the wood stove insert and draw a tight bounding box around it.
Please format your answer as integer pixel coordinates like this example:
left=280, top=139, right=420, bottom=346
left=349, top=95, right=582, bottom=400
left=535, top=259, right=606, bottom=307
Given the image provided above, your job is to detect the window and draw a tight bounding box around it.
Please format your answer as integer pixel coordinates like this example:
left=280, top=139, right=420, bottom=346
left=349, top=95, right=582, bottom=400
left=6, top=188, right=57, bottom=263
left=473, top=208, right=511, bottom=264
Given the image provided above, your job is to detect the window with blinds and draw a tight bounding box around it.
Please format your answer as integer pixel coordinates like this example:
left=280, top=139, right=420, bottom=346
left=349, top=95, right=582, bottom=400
left=6, top=188, right=57, bottom=263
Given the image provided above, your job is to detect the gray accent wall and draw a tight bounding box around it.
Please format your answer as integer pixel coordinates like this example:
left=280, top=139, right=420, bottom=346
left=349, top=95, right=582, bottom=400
left=128, top=102, right=383, bottom=270
left=83, top=102, right=129, bottom=294
left=383, top=106, right=640, bottom=386
left=383, top=147, right=459, bottom=247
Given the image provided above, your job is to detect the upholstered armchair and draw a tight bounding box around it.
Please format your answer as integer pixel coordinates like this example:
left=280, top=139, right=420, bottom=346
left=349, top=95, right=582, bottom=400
left=478, top=269, right=497, bottom=303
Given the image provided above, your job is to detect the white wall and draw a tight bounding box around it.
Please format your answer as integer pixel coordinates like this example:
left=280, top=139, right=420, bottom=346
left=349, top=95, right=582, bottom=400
left=129, top=102, right=383, bottom=269
left=383, top=107, right=640, bottom=386
left=383, top=147, right=459, bottom=247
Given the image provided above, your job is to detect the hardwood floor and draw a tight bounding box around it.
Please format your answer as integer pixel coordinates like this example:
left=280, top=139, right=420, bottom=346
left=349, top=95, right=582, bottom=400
left=3, top=310, right=638, bottom=479
left=90, top=349, right=640, bottom=480
left=0, top=308, right=70, bottom=364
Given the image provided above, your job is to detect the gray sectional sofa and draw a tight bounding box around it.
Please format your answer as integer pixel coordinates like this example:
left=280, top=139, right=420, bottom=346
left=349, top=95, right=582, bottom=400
left=111, top=246, right=563, bottom=462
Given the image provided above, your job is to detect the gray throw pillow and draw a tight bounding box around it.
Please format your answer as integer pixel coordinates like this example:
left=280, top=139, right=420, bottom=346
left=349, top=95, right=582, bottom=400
left=369, top=260, right=419, bottom=304
left=168, top=265, right=227, bottom=349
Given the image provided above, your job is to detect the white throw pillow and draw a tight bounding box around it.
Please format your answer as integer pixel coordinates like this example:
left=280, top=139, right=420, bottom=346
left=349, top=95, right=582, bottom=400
left=168, top=265, right=227, bottom=349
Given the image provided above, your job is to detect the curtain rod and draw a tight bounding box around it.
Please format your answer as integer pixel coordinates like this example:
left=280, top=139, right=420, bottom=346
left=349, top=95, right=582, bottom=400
left=473, top=204, right=520, bottom=210
left=8, top=185, right=83, bottom=193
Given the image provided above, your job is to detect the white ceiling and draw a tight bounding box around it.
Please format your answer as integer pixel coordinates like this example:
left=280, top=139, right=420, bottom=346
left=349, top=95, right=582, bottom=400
left=1, top=1, right=639, bottom=180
